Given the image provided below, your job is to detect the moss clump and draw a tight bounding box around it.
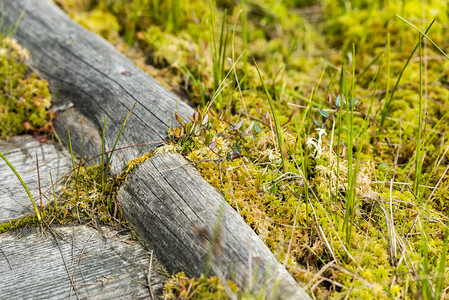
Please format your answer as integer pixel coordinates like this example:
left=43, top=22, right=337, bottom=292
left=0, top=215, right=40, bottom=234
left=71, top=8, right=121, bottom=43
left=115, top=151, right=154, bottom=185
left=0, top=37, right=52, bottom=140
left=54, top=162, right=124, bottom=225
left=163, top=272, right=238, bottom=300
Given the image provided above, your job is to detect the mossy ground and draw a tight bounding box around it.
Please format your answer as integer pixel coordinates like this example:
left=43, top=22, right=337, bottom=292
left=5, top=0, right=449, bottom=298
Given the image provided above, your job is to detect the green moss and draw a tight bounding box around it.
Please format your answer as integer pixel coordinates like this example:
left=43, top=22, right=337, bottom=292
left=72, top=8, right=121, bottom=42
left=115, top=151, right=154, bottom=185
left=0, top=215, right=39, bottom=234
left=0, top=37, right=52, bottom=140
left=163, top=272, right=238, bottom=299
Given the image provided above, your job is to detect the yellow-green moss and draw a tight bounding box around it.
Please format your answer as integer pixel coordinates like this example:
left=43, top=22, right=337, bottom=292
left=0, top=215, right=40, bottom=234
left=163, top=272, right=238, bottom=300
left=0, top=37, right=52, bottom=140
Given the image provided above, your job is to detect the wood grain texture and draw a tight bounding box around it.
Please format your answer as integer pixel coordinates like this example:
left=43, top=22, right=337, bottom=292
left=0, top=135, right=72, bottom=223
left=0, top=225, right=166, bottom=299
left=118, top=152, right=310, bottom=299
left=1, top=0, right=194, bottom=174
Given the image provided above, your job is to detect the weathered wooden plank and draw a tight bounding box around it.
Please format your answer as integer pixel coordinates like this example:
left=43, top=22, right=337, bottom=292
left=118, top=152, right=310, bottom=299
left=0, top=135, right=72, bottom=223
left=1, top=0, right=194, bottom=174
left=0, top=225, right=166, bottom=299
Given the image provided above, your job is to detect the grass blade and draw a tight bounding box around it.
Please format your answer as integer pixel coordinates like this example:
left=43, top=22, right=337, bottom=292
left=241, top=0, right=247, bottom=90
left=380, top=19, right=435, bottom=126
left=414, top=33, right=424, bottom=197
left=68, top=129, right=80, bottom=201
left=49, top=170, right=57, bottom=211
left=396, top=15, right=449, bottom=60
left=35, top=153, right=43, bottom=217
left=101, top=115, right=107, bottom=192
left=343, top=44, right=357, bottom=246
left=106, top=102, right=137, bottom=169
left=0, top=151, right=41, bottom=221
left=68, top=129, right=76, bottom=180
left=253, top=56, right=287, bottom=173
left=435, top=225, right=449, bottom=299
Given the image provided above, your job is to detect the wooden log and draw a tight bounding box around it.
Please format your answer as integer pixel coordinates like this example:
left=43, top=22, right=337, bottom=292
left=0, top=135, right=72, bottom=223
left=118, top=152, right=310, bottom=299
left=0, top=225, right=167, bottom=299
left=1, top=0, right=195, bottom=174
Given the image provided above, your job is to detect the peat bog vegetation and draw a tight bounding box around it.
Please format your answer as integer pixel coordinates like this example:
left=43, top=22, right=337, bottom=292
left=2, top=0, right=449, bottom=298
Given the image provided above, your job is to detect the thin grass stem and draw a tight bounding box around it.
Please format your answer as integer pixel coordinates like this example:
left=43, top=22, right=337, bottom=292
left=35, top=153, right=43, bottom=217
left=101, top=115, right=107, bottom=193
left=241, top=0, right=247, bottom=90
left=49, top=170, right=57, bottom=211
left=0, top=151, right=41, bottom=221
left=106, top=102, right=137, bottom=169
left=253, top=57, right=288, bottom=173
left=414, top=33, right=423, bottom=197
left=380, top=20, right=435, bottom=126
left=343, top=44, right=356, bottom=246
left=396, top=15, right=449, bottom=60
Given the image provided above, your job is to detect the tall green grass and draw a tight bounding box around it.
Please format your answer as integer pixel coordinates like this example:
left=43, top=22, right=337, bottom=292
left=123, top=0, right=150, bottom=45
left=67, top=130, right=80, bottom=202
left=414, top=32, right=424, bottom=196
left=168, top=0, right=180, bottom=33
left=380, top=20, right=435, bottom=126
left=399, top=15, right=449, bottom=298
left=209, top=0, right=229, bottom=110
left=342, top=45, right=356, bottom=246
left=240, top=0, right=247, bottom=90
left=253, top=58, right=288, bottom=173
left=101, top=115, right=107, bottom=191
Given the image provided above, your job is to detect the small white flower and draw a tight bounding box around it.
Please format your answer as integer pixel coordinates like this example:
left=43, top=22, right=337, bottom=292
left=305, top=137, right=318, bottom=150
left=316, top=128, right=327, bottom=138
left=305, top=129, right=327, bottom=157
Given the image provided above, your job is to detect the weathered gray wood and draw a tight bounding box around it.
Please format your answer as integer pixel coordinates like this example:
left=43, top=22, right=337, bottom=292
left=118, top=152, right=310, bottom=299
left=0, top=135, right=72, bottom=223
left=1, top=0, right=194, bottom=174
left=0, top=225, right=166, bottom=299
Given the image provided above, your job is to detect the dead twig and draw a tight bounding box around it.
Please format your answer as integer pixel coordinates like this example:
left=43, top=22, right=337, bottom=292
left=0, top=248, right=12, bottom=270
left=147, top=250, right=155, bottom=300
left=70, top=233, right=95, bottom=300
